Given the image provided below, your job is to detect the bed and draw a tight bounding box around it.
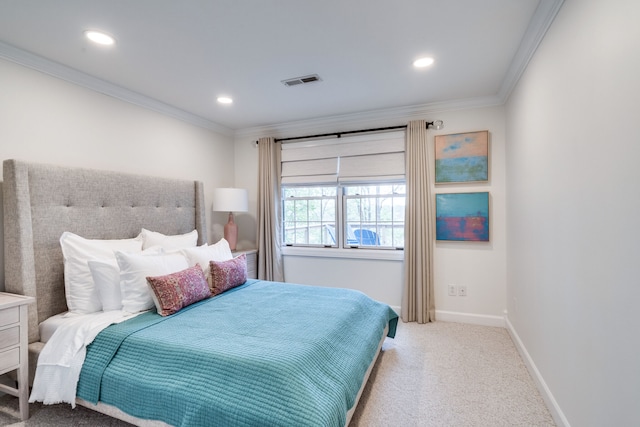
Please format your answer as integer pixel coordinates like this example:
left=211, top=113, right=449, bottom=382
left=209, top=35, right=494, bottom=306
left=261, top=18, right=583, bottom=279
left=2, top=159, right=398, bottom=426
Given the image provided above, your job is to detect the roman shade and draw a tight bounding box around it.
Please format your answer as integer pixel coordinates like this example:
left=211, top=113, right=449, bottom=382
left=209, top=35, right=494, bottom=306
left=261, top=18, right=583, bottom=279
left=280, top=131, right=405, bottom=185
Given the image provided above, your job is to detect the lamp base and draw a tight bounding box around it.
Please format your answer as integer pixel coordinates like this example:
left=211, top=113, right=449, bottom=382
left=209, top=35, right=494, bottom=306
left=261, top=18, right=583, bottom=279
left=224, top=212, right=238, bottom=251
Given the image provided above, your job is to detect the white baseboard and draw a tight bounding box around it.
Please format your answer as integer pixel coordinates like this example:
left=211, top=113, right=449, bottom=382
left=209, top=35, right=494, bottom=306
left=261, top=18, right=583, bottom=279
left=505, top=317, right=570, bottom=427
left=435, top=310, right=505, bottom=328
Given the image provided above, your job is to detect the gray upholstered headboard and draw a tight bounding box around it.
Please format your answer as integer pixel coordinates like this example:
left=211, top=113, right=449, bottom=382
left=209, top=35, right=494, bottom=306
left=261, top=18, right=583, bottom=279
left=3, top=159, right=207, bottom=343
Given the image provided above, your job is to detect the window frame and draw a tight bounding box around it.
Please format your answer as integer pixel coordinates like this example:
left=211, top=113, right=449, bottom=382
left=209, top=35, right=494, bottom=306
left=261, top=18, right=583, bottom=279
left=282, top=186, right=338, bottom=248
left=342, top=183, right=406, bottom=249
left=281, top=182, right=405, bottom=251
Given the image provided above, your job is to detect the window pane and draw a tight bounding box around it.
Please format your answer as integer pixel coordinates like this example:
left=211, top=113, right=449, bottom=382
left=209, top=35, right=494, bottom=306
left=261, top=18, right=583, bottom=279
left=283, top=200, right=295, bottom=221
left=284, top=223, right=296, bottom=244
left=300, top=187, right=313, bottom=197
left=343, top=183, right=405, bottom=248
left=282, top=185, right=337, bottom=246
left=294, top=228, right=307, bottom=244
left=308, top=200, right=321, bottom=221
left=284, top=186, right=335, bottom=198
left=378, top=197, right=392, bottom=221
left=322, top=199, right=336, bottom=221
left=283, top=187, right=296, bottom=198
left=344, top=186, right=357, bottom=196
left=323, top=224, right=336, bottom=245
left=394, top=184, right=406, bottom=194
left=361, top=198, right=375, bottom=222
left=378, top=184, right=393, bottom=194
left=392, top=196, right=405, bottom=221
left=393, top=227, right=405, bottom=247
left=321, top=187, right=337, bottom=197
left=308, top=222, right=322, bottom=245
left=345, top=198, right=361, bottom=222
left=294, top=200, right=308, bottom=221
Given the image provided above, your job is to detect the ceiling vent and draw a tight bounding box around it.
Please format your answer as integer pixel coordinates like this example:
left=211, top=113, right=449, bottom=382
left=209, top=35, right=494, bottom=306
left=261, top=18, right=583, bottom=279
left=281, top=74, right=322, bottom=87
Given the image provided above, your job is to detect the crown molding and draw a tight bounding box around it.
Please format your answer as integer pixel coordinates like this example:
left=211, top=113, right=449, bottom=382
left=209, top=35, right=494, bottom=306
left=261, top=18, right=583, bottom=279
left=0, top=41, right=234, bottom=136
left=497, top=0, right=565, bottom=102
left=234, top=95, right=503, bottom=141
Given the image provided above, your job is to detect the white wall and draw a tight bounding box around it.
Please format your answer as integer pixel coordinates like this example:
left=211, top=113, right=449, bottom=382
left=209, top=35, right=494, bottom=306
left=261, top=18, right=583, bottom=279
left=0, top=58, right=235, bottom=291
left=234, top=104, right=507, bottom=319
left=505, top=1, right=640, bottom=426
left=432, top=107, right=507, bottom=324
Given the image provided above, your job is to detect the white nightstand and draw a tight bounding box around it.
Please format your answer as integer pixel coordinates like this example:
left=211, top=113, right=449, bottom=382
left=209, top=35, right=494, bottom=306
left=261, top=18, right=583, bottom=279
left=233, top=249, right=258, bottom=279
left=0, top=292, right=35, bottom=420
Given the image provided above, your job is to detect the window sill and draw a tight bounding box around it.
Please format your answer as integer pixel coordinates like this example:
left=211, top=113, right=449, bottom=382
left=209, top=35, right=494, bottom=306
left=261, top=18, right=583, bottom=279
left=281, top=246, right=404, bottom=261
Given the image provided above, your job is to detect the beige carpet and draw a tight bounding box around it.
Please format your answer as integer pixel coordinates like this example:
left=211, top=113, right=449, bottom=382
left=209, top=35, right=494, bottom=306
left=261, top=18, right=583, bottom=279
left=350, top=321, right=555, bottom=426
left=0, top=321, right=554, bottom=427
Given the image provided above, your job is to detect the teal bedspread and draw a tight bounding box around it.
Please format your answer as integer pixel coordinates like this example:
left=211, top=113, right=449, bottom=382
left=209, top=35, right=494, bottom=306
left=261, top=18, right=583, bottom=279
left=77, top=280, right=398, bottom=427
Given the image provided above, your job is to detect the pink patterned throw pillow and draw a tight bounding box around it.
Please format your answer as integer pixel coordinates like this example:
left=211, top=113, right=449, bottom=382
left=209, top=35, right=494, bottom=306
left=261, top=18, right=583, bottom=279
left=209, top=254, right=247, bottom=296
left=146, top=264, right=211, bottom=316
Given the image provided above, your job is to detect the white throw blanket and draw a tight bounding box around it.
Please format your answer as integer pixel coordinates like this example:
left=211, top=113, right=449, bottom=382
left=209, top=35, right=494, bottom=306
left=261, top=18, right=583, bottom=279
left=29, top=311, right=140, bottom=407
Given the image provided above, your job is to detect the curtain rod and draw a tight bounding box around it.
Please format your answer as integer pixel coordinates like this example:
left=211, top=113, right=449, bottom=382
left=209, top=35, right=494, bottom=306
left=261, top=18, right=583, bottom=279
left=255, top=120, right=444, bottom=144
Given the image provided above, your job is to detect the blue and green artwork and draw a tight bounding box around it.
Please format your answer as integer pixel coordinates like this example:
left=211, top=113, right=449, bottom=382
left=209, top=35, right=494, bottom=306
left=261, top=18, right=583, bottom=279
left=436, top=192, right=489, bottom=242
left=435, top=131, right=488, bottom=183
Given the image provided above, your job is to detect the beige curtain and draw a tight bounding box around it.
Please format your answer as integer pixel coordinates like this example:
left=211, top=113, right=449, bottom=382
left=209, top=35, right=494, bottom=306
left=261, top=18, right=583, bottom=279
left=257, top=137, right=284, bottom=281
left=402, top=120, right=435, bottom=323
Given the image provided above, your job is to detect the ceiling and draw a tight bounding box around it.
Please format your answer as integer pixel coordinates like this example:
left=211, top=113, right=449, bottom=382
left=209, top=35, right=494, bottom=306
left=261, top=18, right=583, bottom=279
left=0, top=0, right=562, bottom=134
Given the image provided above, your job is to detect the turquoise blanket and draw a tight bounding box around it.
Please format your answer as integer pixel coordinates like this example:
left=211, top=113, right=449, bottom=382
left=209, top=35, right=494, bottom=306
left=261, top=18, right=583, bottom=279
left=77, top=280, right=398, bottom=427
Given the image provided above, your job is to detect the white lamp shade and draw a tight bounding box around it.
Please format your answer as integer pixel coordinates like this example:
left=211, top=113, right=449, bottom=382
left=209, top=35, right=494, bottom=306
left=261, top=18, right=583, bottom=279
left=212, top=188, right=248, bottom=213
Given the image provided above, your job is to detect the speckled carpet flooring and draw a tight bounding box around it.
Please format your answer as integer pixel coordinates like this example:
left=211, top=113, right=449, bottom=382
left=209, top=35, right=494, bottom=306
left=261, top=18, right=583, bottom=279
left=0, top=321, right=554, bottom=427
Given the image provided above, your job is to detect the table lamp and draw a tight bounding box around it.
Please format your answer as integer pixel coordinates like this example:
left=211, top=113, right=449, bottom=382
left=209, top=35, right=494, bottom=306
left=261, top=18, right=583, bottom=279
left=212, top=188, right=248, bottom=251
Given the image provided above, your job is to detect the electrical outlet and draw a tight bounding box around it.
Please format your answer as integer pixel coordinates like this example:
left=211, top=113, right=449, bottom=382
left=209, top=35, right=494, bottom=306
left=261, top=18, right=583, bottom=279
left=458, top=285, right=467, bottom=296
left=448, top=284, right=457, bottom=296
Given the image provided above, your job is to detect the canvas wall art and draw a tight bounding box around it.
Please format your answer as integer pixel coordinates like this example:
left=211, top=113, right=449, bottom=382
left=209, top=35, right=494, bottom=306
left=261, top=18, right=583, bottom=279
left=435, top=130, right=488, bottom=183
left=436, top=192, right=489, bottom=241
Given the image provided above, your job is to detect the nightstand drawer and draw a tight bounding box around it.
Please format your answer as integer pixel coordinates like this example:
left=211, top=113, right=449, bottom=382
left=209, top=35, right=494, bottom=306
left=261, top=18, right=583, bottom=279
left=233, top=249, right=258, bottom=279
left=245, top=253, right=257, bottom=279
left=0, top=326, right=20, bottom=350
left=0, top=347, right=19, bottom=372
left=0, top=306, right=19, bottom=327
left=0, top=292, right=35, bottom=420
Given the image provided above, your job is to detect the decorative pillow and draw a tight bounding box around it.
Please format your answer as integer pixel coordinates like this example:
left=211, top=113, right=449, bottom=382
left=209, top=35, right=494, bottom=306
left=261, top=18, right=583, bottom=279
left=146, top=265, right=211, bottom=316
left=60, top=231, right=143, bottom=314
left=181, top=238, right=233, bottom=280
left=209, top=254, right=247, bottom=296
left=116, top=251, right=189, bottom=313
left=88, top=259, right=122, bottom=311
left=140, top=228, right=198, bottom=251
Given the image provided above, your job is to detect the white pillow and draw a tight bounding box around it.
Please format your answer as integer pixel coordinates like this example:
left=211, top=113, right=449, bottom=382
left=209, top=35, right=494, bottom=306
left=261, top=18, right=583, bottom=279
left=181, top=238, right=233, bottom=278
left=140, top=228, right=198, bottom=251
left=116, top=251, right=189, bottom=313
left=88, top=259, right=121, bottom=311
left=89, top=246, right=164, bottom=311
left=60, top=231, right=143, bottom=314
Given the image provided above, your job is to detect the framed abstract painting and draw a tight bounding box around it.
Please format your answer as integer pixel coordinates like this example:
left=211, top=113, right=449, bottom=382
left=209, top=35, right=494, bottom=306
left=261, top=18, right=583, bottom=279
left=436, top=192, right=489, bottom=242
left=435, top=130, right=489, bottom=183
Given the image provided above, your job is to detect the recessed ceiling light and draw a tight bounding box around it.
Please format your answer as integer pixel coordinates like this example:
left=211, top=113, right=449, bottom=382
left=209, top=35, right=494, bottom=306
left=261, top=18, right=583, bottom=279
left=217, top=96, right=233, bottom=104
left=413, top=57, right=434, bottom=68
left=84, top=30, right=115, bottom=46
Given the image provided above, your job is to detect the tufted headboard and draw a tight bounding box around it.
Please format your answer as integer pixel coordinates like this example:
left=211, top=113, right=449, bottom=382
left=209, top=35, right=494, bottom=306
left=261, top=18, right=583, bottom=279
left=3, top=159, right=207, bottom=343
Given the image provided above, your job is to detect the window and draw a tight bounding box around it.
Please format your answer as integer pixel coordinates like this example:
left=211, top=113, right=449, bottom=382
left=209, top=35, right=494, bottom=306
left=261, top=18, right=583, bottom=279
left=280, top=130, right=406, bottom=250
left=344, top=184, right=405, bottom=248
left=282, top=183, right=405, bottom=249
left=283, top=186, right=337, bottom=246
